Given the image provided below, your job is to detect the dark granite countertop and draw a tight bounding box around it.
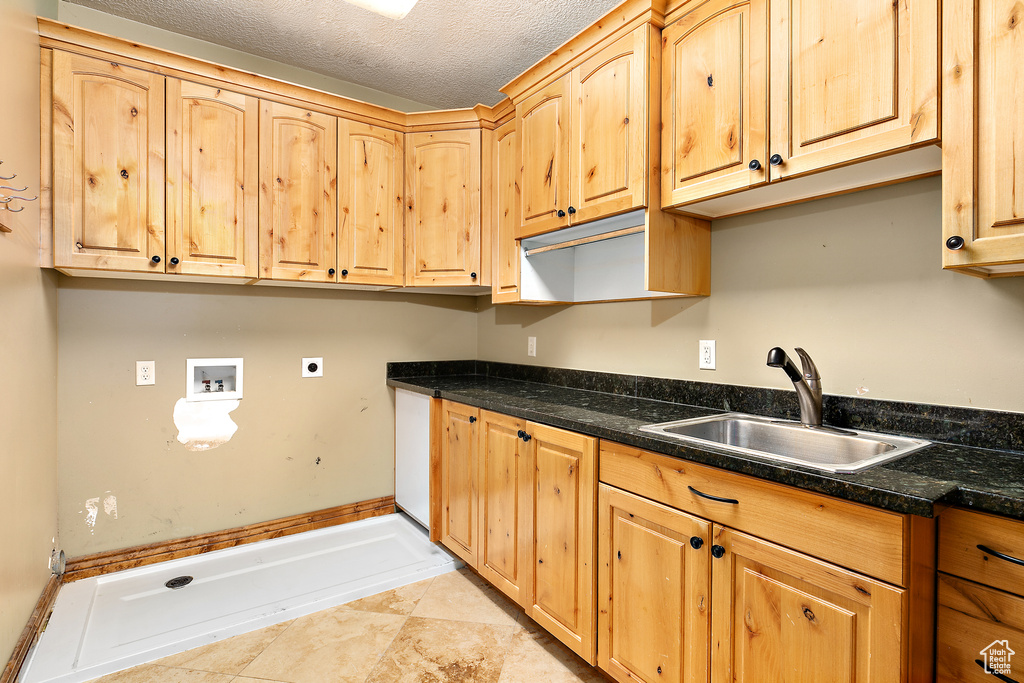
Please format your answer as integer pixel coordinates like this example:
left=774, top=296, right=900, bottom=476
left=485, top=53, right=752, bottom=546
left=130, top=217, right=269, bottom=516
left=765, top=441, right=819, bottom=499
left=387, top=364, right=1024, bottom=521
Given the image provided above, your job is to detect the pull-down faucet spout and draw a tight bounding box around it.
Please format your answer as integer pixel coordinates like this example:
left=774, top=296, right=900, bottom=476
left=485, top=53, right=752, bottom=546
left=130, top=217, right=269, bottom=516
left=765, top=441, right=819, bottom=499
left=767, top=347, right=822, bottom=428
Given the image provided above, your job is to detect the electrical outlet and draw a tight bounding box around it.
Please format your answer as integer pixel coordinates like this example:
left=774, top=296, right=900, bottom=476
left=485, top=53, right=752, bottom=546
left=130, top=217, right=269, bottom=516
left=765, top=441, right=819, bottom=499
left=302, top=357, right=324, bottom=378
left=136, top=360, right=156, bottom=386
left=699, top=340, right=716, bottom=370
left=527, top=337, right=537, bottom=357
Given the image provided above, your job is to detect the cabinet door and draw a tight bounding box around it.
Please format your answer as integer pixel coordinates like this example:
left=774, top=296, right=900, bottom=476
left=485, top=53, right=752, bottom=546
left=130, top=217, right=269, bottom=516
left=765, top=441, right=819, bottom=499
left=52, top=52, right=165, bottom=272
left=404, top=130, right=481, bottom=286
left=517, top=76, right=571, bottom=238
left=258, top=101, right=337, bottom=282
left=570, top=25, right=649, bottom=224
left=525, top=422, right=598, bottom=663
left=439, top=401, right=480, bottom=567
left=943, top=0, right=1024, bottom=274
left=337, top=120, right=404, bottom=285
left=491, top=120, right=521, bottom=303
left=711, top=525, right=905, bottom=683
left=598, top=485, right=711, bottom=683
left=166, top=80, right=258, bottom=278
left=477, top=411, right=530, bottom=604
left=662, top=0, right=768, bottom=207
left=768, top=0, right=938, bottom=180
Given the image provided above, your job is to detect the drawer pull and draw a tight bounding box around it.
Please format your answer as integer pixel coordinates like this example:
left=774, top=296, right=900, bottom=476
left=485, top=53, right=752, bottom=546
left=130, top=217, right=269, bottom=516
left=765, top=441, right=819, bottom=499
left=688, top=485, right=739, bottom=505
left=975, top=659, right=1020, bottom=682
left=978, top=544, right=1024, bottom=568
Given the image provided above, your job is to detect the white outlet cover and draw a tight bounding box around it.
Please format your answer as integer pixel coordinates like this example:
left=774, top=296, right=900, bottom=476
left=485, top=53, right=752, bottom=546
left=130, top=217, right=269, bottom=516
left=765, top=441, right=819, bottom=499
left=302, top=357, right=324, bottom=378
left=527, top=337, right=537, bottom=357
left=699, top=340, right=716, bottom=370
left=136, top=360, right=155, bottom=386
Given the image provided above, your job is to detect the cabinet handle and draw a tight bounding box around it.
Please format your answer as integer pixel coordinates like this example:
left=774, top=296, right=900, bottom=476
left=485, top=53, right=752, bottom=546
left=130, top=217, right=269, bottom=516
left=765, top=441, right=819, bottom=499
left=521, top=431, right=531, bottom=442
left=557, top=209, right=566, bottom=218
left=946, top=235, right=966, bottom=251
left=151, top=255, right=161, bottom=264
left=769, top=154, right=784, bottom=166
left=711, top=544, right=725, bottom=559
left=328, top=268, right=336, bottom=276
left=469, top=416, right=477, bottom=423
left=471, top=272, right=477, bottom=280
left=977, top=544, right=1024, bottom=568
left=748, top=160, right=761, bottom=171
left=341, top=269, right=349, bottom=277
left=689, top=536, right=704, bottom=550
left=975, top=659, right=1019, bottom=683
left=688, top=485, right=739, bottom=505
left=169, top=257, right=179, bottom=266
left=567, top=206, right=576, bottom=215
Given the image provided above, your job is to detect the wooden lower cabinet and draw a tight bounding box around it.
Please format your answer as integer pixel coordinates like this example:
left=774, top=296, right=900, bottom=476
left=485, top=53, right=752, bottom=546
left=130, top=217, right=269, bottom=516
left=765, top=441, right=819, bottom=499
left=436, top=404, right=598, bottom=663
left=439, top=401, right=479, bottom=566
left=598, top=485, right=711, bottom=683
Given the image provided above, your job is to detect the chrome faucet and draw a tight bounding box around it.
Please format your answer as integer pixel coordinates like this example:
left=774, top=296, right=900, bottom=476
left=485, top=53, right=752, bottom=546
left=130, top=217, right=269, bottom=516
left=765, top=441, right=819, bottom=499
left=767, top=347, right=822, bottom=428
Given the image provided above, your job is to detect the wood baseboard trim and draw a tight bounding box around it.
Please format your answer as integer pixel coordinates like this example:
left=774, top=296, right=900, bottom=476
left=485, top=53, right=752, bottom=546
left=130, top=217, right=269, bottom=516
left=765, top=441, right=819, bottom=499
left=63, top=496, right=396, bottom=583
left=1, top=574, right=61, bottom=683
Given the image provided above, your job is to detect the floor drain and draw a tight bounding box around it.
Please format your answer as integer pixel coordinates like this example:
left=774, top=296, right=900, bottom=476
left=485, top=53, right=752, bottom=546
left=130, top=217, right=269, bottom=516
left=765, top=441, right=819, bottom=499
left=165, top=576, right=194, bottom=589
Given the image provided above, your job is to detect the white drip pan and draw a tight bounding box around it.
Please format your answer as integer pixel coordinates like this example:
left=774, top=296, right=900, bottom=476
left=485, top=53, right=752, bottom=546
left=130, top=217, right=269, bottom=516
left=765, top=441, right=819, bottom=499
left=23, top=513, right=458, bottom=683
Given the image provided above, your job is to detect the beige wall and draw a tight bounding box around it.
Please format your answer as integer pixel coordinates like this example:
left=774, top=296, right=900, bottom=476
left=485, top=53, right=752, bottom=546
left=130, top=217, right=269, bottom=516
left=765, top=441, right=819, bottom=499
left=0, top=0, right=60, bottom=666
left=57, top=281, right=478, bottom=556
left=478, top=177, right=1024, bottom=413
left=55, top=1, right=434, bottom=113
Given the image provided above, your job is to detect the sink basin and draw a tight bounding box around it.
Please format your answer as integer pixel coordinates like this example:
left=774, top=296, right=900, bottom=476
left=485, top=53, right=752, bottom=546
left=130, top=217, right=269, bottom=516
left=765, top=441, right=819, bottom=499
left=639, top=413, right=930, bottom=473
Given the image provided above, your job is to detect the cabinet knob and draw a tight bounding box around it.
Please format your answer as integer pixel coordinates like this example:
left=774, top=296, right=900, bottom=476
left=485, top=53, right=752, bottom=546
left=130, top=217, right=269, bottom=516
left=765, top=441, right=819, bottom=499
left=517, top=430, right=525, bottom=439
left=946, top=235, right=966, bottom=251
left=169, top=257, right=179, bottom=266
left=120, top=169, right=129, bottom=180
left=689, top=536, right=704, bottom=550
left=748, top=159, right=762, bottom=171
left=328, top=268, right=336, bottom=276
left=341, top=269, right=349, bottom=277
left=519, top=431, right=531, bottom=442
left=557, top=209, right=566, bottom=218
left=711, top=544, right=725, bottom=559
left=469, top=416, right=477, bottom=424
left=470, top=272, right=477, bottom=280
left=769, top=154, right=784, bottom=166
left=151, top=255, right=161, bottom=264
left=567, top=206, right=576, bottom=215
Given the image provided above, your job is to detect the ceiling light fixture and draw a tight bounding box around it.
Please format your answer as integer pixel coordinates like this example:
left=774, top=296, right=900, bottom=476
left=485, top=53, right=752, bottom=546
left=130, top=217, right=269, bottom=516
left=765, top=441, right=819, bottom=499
left=341, top=0, right=419, bottom=20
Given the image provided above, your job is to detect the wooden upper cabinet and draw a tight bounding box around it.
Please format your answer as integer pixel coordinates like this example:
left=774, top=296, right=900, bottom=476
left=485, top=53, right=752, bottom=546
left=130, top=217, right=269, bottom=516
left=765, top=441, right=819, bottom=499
left=525, top=423, right=598, bottom=664
left=52, top=52, right=165, bottom=273
left=570, top=25, right=649, bottom=225
left=166, top=81, right=258, bottom=278
left=662, top=0, right=768, bottom=206
left=258, top=101, right=338, bottom=282
left=404, top=130, right=481, bottom=286
left=598, top=485, right=711, bottom=683
left=943, top=0, right=1024, bottom=276
left=337, top=120, right=404, bottom=286
left=516, top=25, right=652, bottom=240
left=517, top=76, right=571, bottom=238
left=711, top=525, right=905, bottom=683
left=491, top=120, right=521, bottom=303
left=768, top=0, right=938, bottom=180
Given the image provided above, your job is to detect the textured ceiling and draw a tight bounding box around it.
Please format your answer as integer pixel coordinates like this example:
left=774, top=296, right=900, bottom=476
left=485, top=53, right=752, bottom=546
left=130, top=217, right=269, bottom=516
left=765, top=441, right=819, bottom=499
left=64, top=0, right=624, bottom=109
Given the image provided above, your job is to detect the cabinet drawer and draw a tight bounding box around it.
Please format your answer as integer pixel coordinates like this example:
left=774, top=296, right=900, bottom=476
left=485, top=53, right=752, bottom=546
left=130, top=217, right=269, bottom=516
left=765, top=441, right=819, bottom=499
left=940, top=507, right=1024, bottom=597
left=599, top=441, right=907, bottom=585
left=937, top=573, right=1024, bottom=683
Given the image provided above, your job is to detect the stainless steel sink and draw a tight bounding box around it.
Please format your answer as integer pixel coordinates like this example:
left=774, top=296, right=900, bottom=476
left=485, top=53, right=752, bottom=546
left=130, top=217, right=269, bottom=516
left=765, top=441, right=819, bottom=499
left=639, top=413, right=930, bottom=473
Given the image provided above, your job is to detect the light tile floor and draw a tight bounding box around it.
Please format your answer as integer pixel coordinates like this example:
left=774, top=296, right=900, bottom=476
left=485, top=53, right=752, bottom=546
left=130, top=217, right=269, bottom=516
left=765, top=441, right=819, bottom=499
left=86, top=569, right=608, bottom=683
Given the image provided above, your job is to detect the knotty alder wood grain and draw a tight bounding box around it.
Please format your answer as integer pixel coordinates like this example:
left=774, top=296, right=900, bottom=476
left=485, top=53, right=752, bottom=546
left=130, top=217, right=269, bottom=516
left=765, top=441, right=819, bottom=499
left=598, top=485, right=711, bottom=683
left=166, top=80, right=258, bottom=278
left=404, top=130, right=482, bottom=286
left=661, top=0, right=768, bottom=206
left=490, top=119, right=521, bottom=303
left=439, top=400, right=480, bottom=567
left=258, top=101, right=338, bottom=282
left=52, top=52, right=165, bottom=273
left=517, top=76, right=572, bottom=239
left=939, top=507, right=1024, bottom=597
left=337, top=120, right=404, bottom=286
left=937, top=574, right=1024, bottom=683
